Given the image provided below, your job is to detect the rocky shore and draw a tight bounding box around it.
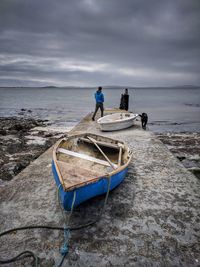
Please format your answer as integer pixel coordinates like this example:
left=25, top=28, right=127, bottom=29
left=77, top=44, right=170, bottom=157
left=0, top=113, right=66, bottom=183
left=0, top=113, right=199, bottom=184
left=156, top=132, right=200, bottom=178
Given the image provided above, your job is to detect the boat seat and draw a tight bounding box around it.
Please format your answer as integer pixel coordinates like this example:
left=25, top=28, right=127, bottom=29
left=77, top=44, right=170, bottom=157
left=79, top=137, right=122, bottom=150
left=57, top=161, right=104, bottom=190
left=57, top=148, right=118, bottom=168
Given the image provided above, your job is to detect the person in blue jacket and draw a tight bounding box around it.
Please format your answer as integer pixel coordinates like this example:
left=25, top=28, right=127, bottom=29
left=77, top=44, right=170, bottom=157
left=92, top=86, right=104, bottom=121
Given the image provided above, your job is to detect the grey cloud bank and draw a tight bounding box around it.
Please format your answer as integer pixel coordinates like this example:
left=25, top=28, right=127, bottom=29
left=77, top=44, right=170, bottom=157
left=0, top=0, right=200, bottom=87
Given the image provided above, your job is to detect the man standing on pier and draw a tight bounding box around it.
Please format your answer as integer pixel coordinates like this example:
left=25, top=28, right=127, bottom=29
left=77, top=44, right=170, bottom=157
left=92, top=86, right=104, bottom=121
left=119, top=88, right=129, bottom=111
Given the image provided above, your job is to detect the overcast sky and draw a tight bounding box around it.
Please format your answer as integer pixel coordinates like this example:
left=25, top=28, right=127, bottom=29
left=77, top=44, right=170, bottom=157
left=0, top=0, right=200, bottom=87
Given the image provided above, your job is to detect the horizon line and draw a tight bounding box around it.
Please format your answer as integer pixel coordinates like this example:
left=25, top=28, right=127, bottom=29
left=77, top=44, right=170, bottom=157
left=0, top=84, right=200, bottom=89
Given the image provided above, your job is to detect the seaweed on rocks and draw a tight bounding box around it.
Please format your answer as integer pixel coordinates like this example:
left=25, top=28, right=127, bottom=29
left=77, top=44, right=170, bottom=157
left=156, top=132, right=200, bottom=178
left=0, top=116, right=66, bottom=181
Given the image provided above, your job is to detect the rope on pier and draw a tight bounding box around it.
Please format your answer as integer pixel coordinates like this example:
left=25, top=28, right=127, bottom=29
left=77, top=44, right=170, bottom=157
left=0, top=175, right=111, bottom=267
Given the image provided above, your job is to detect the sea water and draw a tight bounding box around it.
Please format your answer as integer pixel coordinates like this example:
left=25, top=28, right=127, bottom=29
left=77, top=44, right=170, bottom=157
left=0, top=87, right=200, bottom=133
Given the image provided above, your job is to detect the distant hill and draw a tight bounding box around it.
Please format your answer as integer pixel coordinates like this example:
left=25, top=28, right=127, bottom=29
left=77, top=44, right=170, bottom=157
left=42, top=86, right=58, bottom=88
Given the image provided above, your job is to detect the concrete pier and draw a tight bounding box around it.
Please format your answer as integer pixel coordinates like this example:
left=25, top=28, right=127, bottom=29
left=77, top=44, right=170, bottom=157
left=0, top=110, right=200, bottom=267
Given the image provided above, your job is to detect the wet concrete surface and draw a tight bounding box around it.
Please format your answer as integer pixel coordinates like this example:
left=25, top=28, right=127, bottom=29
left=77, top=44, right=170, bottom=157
left=0, top=110, right=200, bottom=266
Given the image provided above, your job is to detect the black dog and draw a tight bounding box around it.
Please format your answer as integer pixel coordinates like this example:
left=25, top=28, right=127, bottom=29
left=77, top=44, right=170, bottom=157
left=139, top=113, right=148, bottom=130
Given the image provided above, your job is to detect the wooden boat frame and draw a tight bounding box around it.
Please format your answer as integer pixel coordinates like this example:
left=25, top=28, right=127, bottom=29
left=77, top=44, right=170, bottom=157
left=52, top=132, right=132, bottom=210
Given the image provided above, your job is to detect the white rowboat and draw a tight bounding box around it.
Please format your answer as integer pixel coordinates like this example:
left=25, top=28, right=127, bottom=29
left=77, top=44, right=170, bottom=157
left=97, top=112, right=139, bottom=131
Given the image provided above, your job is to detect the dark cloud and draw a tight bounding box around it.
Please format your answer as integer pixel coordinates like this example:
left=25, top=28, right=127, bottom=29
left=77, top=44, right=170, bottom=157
left=0, top=0, right=200, bottom=87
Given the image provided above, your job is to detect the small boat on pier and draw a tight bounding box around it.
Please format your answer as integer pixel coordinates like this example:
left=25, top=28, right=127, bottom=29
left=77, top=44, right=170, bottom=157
left=52, top=133, right=132, bottom=210
left=97, top=112, right=139, bottom=131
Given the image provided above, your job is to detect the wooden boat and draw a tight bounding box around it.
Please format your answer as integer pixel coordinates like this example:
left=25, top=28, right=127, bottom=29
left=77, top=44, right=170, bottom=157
left=52, top=133, right=132, bottom=210
left=97, top=112, right=139, bottom=131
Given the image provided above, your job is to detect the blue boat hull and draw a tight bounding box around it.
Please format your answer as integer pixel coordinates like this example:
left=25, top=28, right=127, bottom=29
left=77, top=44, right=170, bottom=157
left=52, top=160, right=128, bottom=211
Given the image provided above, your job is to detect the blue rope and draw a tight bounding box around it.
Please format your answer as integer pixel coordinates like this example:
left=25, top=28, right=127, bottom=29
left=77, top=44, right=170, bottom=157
left=1, top=177, right=111, bottom=267
left=60, top=228, right=70, bottom=255
left=57, top=188, right=76, bottom=267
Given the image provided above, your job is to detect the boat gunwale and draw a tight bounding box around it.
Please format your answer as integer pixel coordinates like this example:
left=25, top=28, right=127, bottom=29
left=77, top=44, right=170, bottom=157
left=52, top=133, right=132, bottom=191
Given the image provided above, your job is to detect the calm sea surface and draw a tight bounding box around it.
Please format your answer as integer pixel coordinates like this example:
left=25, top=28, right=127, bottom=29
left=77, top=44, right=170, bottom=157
left=0, top=87, right=200, bottom=133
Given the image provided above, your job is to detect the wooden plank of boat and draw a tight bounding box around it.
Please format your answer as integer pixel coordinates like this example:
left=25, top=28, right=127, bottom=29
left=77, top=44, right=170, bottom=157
left=57, top=148, right=118, bottom=168
left=57, top=161, right=103, bottom=190
left=86, top=136, right=117, bottom=170
left=118, top=145, right=123, bottom=167
left=79, top=137, right=124, bottom=150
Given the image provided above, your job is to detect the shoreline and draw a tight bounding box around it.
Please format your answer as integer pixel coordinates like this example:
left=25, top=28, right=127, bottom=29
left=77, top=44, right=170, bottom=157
left=0, top=115, right=199, bottom=183
left=0, top=114, right=67, bottom=183
left=156, top=132, right=200, bottom=178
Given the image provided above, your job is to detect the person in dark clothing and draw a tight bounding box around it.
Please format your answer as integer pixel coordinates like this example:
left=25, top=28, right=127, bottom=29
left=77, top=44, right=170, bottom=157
left=119, top=93, right=124, bottom=109
left=139, top=113, right=148, bottom=130
left=123, top=88, right=129, bottom=111
left=119, top=88, right=129, bottom=111
left=92, top=86, right=104, bottom=121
